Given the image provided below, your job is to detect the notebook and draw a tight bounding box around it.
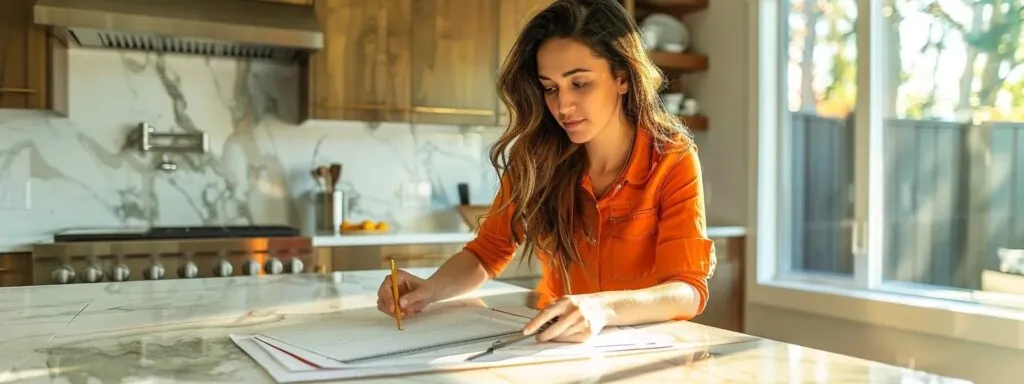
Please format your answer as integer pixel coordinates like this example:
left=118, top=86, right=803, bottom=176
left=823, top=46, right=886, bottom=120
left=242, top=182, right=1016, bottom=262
left=255, top=303, right=530, bottom=364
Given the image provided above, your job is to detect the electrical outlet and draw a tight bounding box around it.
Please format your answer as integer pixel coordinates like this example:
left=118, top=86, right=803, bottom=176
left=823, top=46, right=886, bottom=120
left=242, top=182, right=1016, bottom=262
left=0, top=180, right=31, bottom=210
left=400, top=181, right=432, bottom=208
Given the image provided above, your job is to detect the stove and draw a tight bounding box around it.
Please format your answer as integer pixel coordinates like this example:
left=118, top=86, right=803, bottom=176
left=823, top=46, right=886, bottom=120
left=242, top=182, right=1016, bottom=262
left=31, top=226, right=328, bottom=285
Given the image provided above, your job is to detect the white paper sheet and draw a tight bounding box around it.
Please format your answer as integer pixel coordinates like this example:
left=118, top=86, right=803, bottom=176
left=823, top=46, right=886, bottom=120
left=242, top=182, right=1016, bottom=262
left=229, top=303, right=703, bottom=382
left=232, top=322, right=683, bottom=382
left=255, top=304, right=529, bottom=363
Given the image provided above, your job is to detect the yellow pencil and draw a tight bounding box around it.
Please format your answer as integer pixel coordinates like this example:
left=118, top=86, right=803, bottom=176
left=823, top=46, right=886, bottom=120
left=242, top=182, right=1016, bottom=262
left=389, top=258, right=403, bottom=330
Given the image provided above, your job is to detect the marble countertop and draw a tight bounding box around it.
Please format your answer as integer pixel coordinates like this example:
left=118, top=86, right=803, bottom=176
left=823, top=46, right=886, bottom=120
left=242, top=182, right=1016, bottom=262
left=0, top=268, right=966, bottom=383
left=311, top=225, right=747, bottom=248
left=1, top=226, right=748, bottom=253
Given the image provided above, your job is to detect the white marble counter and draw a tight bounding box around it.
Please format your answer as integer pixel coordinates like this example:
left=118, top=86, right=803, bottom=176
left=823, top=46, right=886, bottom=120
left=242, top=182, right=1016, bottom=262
left=0, top=236, right=51, bottom=253
left=311, top=225, right=748, bottom=248
left=312, top=232, right=476, bottom=247
left=0, top=268, right=966, bottom=383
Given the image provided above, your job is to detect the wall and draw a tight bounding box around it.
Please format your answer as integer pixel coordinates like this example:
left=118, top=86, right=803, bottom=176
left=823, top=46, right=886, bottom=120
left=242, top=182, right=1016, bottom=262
left=682, top=2, right=749, bottom=226
left=0, top=48, right=503, bottom=239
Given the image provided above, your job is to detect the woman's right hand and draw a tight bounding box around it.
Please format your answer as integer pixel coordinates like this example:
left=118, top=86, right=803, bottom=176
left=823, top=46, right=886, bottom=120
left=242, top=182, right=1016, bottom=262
left=376, top=269, right=437, bottom=318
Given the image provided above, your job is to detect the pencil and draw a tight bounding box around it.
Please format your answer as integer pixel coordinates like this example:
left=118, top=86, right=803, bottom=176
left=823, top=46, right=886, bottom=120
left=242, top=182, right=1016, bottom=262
left=389, top=258, right=403, bottom=330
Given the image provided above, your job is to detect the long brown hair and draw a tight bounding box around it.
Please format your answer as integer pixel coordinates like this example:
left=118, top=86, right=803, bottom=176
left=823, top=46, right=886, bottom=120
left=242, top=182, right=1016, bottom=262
left=490, top=0, right=693, bottom=289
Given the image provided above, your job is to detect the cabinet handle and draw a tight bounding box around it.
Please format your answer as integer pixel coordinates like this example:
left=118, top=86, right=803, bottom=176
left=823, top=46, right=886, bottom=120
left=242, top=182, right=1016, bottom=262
left=413, top=106, right=495, bottom=116
left=0, top=268, right=12, bottom=273
left=0, top=88, right=39, bottom=94
left=323, top=103, right=408, bottom=111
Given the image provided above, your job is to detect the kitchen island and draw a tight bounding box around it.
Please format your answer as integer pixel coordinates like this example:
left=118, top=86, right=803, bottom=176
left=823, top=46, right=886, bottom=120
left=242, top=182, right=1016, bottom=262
left=0, top=269, right=967, bottom=383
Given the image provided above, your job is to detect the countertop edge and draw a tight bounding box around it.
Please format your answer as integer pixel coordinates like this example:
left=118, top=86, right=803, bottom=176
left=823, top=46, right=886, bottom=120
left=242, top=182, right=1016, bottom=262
left=1, top=226, right=747, bottom=252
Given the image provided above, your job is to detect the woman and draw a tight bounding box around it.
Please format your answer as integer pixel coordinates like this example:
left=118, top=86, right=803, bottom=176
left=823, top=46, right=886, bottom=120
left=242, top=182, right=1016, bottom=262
left=376, top=0, right=715, bottom=343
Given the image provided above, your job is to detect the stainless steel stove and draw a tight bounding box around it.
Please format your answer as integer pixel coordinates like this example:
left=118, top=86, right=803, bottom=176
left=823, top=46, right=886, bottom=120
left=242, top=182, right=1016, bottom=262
left=31, top=226, right=327, bottom=285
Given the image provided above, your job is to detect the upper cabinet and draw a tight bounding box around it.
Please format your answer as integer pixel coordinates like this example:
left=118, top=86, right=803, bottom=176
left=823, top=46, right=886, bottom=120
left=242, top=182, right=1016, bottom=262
left=496, top=0, right=553, bottom=126
left=306, top=0, right=551, bottom=126
left=409, top=0, right=498, bottom=126
left=0, top=0, right=48, bottom=110
left=308, top=0, right=412, bottom=122
left=250, top=0, right=315, bottom=5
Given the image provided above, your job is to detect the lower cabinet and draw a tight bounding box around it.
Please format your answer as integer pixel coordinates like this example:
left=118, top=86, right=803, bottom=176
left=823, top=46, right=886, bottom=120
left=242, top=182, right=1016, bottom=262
left=0, top=252, right=32, bottom=287
left=325, top=243, right=542, bottom=286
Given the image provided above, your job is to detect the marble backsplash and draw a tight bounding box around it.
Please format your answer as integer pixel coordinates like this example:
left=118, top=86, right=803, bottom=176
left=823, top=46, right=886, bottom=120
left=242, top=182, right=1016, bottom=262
left=0, top=48, right=504, bottom=239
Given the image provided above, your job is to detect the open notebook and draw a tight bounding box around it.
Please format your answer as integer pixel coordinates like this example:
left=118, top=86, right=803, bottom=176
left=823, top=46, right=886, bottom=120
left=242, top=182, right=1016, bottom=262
left=254, top=303, right=530, bottom=364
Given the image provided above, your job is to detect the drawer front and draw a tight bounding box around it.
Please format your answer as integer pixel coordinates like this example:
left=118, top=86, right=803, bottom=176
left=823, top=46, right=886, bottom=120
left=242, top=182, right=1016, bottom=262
left=0, top=252, right=32, bottom=287
left=330, top=243, right=464, bottom=272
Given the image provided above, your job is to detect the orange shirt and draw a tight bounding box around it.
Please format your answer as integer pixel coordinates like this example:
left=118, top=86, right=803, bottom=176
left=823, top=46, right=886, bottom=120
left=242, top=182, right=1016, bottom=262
left=463, top=128, right=717, bottom=319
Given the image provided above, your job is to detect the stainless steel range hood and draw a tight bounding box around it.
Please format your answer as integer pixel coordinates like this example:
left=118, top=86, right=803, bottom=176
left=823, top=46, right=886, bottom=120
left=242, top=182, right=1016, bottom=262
left=33, top=0, right=324, bottom=62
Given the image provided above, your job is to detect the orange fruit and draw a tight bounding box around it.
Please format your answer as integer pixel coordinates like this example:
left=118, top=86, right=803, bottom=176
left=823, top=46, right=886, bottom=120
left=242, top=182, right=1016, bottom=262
left=361, top=220, right=375, bottom=230
left=376, top=221, right=389, bottom=231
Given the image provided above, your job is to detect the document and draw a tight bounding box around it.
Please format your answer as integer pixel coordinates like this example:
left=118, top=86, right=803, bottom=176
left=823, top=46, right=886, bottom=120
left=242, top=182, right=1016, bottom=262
left=230, top=302, right=681, bottom=383
left=256, top=304, right=528, bottom=363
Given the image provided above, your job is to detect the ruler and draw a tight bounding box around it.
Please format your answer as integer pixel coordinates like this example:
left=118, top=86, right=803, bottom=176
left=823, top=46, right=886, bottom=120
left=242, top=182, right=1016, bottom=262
left=341, top=330, right=523, bottom=364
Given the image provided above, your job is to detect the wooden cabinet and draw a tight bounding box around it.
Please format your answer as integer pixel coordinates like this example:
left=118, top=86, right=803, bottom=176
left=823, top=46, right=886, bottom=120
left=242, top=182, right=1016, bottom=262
left=307, top=0, right=412, bottom=122
left=409, top=0, right=499, bottom=125
left=307, top=0, right=551, bottom=126
left=328, top=243, right=462, bottom=271
left=250, top=0, right=315, bottom=5
left=0, top=0, right=48, bottom=109
left=495, top=0, right=552, bottom=126
left=0, top=253, right=32, bottom=288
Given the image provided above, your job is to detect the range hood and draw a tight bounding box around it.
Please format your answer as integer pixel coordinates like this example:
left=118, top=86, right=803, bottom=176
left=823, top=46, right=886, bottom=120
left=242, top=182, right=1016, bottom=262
left=33, top=0, right=324, bottom=62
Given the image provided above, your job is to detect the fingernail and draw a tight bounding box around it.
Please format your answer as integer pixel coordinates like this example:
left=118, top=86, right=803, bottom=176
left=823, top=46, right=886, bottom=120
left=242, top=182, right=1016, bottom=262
left=399, top=299, right=407, bottom=307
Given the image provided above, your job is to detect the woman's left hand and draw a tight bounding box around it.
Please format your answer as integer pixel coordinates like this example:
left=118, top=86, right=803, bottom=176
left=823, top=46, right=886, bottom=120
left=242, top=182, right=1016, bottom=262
left=523, top=293, right=616, bottom=343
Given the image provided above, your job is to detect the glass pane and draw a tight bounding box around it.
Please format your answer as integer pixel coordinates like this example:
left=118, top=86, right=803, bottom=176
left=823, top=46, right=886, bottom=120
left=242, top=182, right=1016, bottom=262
left=782, top=0, right=858, bottom=275
left=880, top=0, right=1024, bottom=304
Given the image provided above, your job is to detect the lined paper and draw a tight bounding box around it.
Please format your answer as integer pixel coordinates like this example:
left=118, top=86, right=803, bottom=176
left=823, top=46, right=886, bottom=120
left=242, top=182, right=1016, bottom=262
left=256, top=304, right=529, bottom=363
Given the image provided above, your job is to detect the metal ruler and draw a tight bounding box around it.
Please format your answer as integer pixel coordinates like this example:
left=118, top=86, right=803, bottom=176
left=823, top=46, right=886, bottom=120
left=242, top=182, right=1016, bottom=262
left=341, top=330, right=523, bottom=364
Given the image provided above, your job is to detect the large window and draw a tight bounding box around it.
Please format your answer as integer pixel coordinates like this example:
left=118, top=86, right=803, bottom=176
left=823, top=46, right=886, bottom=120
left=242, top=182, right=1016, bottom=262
left=771, top=0, right=1024, bottom=308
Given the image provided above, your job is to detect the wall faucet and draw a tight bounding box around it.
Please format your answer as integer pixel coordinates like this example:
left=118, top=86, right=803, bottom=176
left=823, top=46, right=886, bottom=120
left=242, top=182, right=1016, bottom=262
left=130, top=122, right=209, bottom=172
left=137, top=122, right=209, bottom=153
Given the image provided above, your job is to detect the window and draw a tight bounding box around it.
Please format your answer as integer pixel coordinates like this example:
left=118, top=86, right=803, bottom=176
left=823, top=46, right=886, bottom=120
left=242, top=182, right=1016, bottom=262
left=765, top=0, right=1024, bottom=309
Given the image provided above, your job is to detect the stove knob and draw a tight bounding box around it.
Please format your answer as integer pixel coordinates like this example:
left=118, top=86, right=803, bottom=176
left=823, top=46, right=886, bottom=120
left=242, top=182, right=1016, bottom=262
left=264, top=258, right=284, bottom=275
left=80, top=265, right=104, bottom=283
left=286, top=258, right=304, bottom=274
left=213, top=260, right=234, bottom=277
left=109, top=264, right=131, bottom=282
left=108, top=264, right=131, bottom=282
left=144, top=264, right=165, bottom=280
left=242, top=261, right=261, bottom=276
left=51, top=265, right=76, bottom=284
left=178, top=261, right=199, bottom=278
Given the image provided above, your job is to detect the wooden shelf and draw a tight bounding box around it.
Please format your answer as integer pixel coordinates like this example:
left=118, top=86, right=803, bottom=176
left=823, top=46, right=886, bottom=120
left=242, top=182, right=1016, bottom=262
left=648, top=51, right=708, bottom=72
left=679, top=114, right=707, bottom=131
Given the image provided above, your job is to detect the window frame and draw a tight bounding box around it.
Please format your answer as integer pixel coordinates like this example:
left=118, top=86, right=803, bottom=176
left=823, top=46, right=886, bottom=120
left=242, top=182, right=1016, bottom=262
left=746, top=0, right=1024, bottom=350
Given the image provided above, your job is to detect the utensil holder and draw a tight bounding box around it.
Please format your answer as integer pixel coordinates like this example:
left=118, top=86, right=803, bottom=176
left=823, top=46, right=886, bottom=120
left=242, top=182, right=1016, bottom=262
left=314, top=191, right=346, bottom=235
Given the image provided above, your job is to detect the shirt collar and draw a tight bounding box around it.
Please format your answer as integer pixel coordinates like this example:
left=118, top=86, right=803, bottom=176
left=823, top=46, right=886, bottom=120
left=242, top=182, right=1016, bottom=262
left=624, top=127, right=658, bottom=185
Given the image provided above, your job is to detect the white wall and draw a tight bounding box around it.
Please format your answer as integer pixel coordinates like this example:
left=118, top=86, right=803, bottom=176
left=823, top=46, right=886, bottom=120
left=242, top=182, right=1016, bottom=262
left=685, top=1, right=1019, bottom=383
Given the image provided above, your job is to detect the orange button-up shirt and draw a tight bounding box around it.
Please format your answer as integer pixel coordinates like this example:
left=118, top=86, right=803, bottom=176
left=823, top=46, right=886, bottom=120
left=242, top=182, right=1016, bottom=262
left=463, top=128, right=717, bottom=319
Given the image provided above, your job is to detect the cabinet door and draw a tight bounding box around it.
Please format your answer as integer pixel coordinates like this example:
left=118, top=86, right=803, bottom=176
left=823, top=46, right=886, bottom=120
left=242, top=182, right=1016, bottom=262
left=410, top=0, right=499, bottom=126
left=0, top=0, right=47, bottom=109
left=0, top=253, right=32, bottom=287
left=249, top=0, right=315, bottom=5
left=495, top=0, right=552, bottom=127
left=309, top=0, right=412, bottom=122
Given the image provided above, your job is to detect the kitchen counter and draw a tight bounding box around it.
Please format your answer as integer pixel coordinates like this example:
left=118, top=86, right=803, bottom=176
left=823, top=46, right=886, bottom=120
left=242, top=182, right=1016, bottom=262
left=0, top=236, right=50, bottom=253
left=1, top=226, right=748, bottom=252
left=0, top=268, right=965, bottom=383
left=312, top=225, right=748, bottom=247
